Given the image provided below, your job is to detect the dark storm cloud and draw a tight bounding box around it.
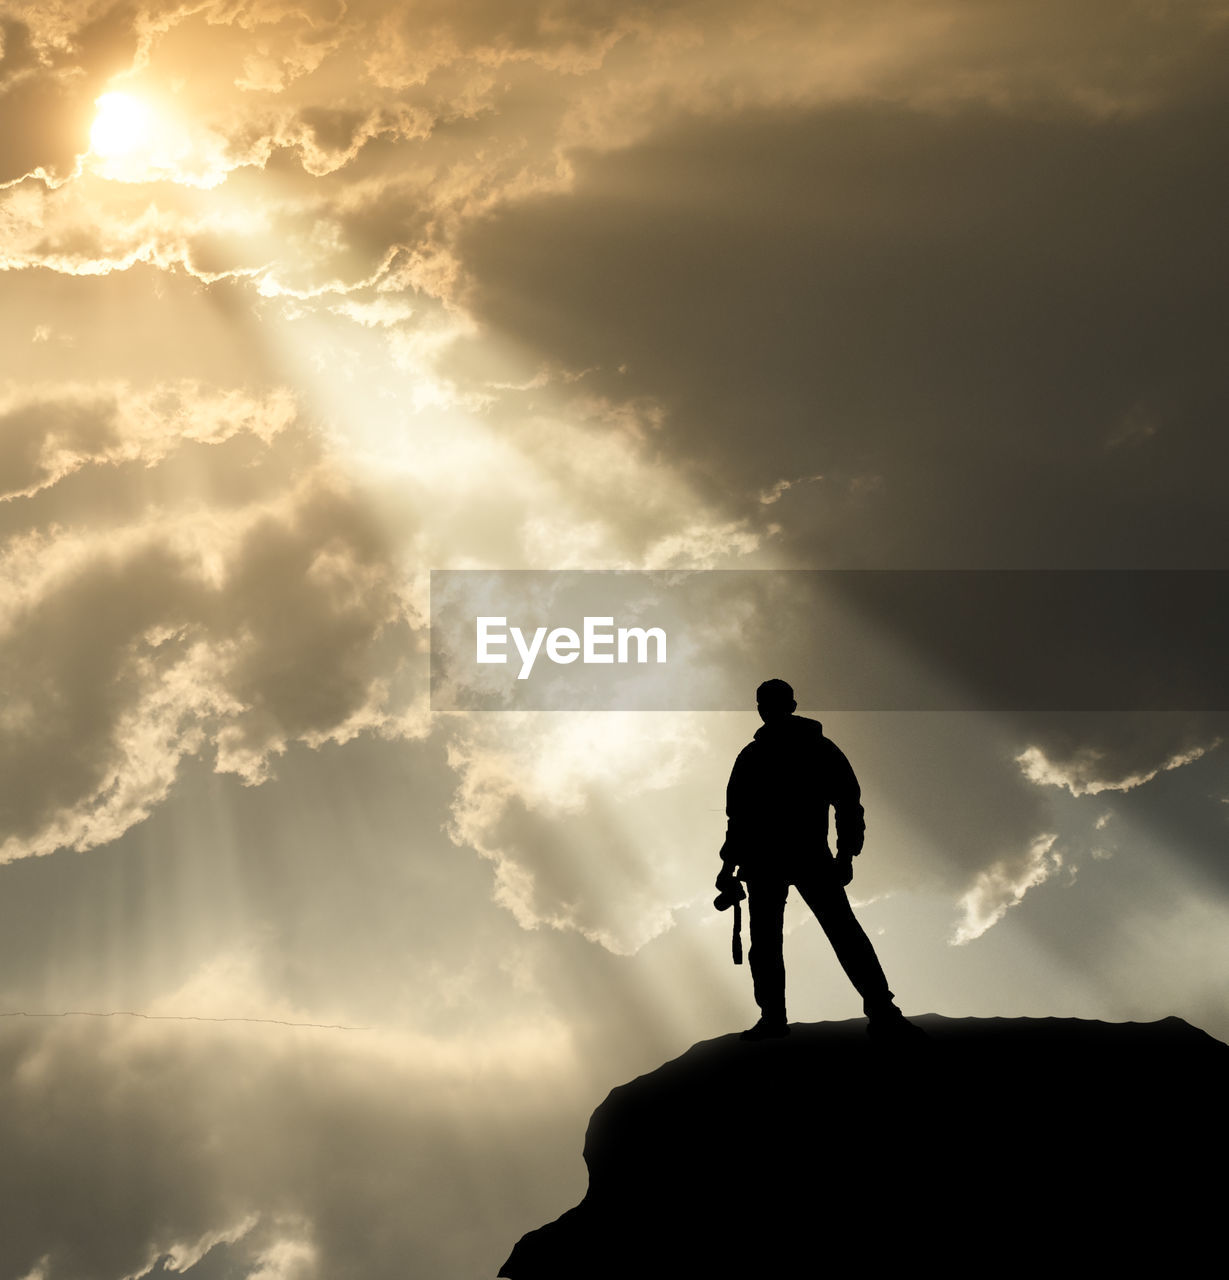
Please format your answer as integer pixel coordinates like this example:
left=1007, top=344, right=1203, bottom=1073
left=1106, top=741, right=1228, bottom=886
left=454, top=13, right=1229, bottom=828
left=458, top=86, right=1229, bottom=569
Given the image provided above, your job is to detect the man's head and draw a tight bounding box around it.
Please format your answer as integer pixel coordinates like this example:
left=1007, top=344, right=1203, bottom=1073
left=756, top=678, right=796, bottom=723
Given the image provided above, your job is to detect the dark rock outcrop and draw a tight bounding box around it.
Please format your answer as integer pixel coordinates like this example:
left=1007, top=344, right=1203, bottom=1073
left=501, top=1015, right=1227, bottom=1277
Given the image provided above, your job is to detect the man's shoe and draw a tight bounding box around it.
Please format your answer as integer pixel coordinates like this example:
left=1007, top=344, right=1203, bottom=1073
left=740, top=1017, right=790, bottom=1042
left=866, top=1005, right=926, bottom=1041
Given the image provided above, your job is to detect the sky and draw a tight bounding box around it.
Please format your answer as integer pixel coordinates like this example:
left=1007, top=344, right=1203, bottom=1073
left=1, top=1, right=1227, bottom=1276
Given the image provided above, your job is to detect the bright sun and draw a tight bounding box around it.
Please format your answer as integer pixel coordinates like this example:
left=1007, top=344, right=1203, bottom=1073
left=90, top=92, right=153, bottom=158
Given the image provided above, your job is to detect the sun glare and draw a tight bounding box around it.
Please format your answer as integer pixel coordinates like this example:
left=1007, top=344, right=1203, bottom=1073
left=90, top=92, right=153, bottom=159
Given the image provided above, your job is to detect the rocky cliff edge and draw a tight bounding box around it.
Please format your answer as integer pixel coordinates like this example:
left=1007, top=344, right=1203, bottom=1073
left=501, top=1014, right=1228, bottom=1277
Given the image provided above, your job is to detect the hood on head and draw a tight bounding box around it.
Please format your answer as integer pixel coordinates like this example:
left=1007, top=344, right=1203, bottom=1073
left=753, top=714, right=823, bottom=742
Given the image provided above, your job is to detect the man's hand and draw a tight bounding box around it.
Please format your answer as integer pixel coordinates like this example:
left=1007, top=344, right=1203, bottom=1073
left=715, top=865, right=740, bottom=895
left=714, top=864, right=745, bottom=912
left=833, top=852, right=854, bottom=887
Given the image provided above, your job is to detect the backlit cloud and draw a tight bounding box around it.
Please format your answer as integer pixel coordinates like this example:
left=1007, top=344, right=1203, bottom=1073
left=0, top=380, right=293, bottom=500
left=2, top=2, right=1227, bottom=1274
left=951, top=832, right=1062, bottom=945
left=1015, top=726, right=1223, bottom=797
left=0, top=5, right=140, bottom=188
left=0, top=1011, right=582, bottom=1280
left=0, top=401, right=417, bottom=863
left=444, top=710, right=724, bottom=953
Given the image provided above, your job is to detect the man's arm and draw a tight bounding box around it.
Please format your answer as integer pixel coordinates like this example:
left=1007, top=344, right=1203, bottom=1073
left=828, top=741, right=865, bottom=884
left=716, top=748, right=752, bottom=889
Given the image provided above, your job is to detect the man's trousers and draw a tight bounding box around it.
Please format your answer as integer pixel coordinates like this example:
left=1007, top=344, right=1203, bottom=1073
left=746, top=862, right=893, bottom=1021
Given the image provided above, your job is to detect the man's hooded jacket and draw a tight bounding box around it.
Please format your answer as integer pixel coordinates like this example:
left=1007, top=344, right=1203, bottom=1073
left=723, top=715, right=865, bottom=879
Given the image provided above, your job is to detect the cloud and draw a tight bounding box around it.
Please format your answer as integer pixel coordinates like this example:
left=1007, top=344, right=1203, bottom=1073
left=758, top=473, right=823, bottom=505
left=0, top=1009, right=583, bottom=1280
left=0, top=380, right=294, bottom=501
left=1013, top=717, right=1224, bottom=797
left=2, top=7, right=1225, bottom=1274
left=951, top=831, right=1062, bottom=944
left=461, top=82, right=1229, bottom=567
left=446, top=0, right=1229, bottom=910
left=10, top=0, right=1224, bottom=304
left=0, top=389, right=419, bottom=863
left=0, top=5, right=141, bottom=188
left=1016, top=739, right=1221, bottom=798
left=2, top=0, right=1218, bottom=947
left=443, top=710, right=723, bottom=953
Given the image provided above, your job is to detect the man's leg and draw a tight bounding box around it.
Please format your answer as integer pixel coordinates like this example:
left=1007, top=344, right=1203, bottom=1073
left=746, top=877, right=789, bottom=1026
left=794, top=870, right=894, bottom=1015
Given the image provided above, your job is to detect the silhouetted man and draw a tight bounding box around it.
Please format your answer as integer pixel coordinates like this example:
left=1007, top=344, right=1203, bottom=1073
left=716, top=679, right=911, bottom=1040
